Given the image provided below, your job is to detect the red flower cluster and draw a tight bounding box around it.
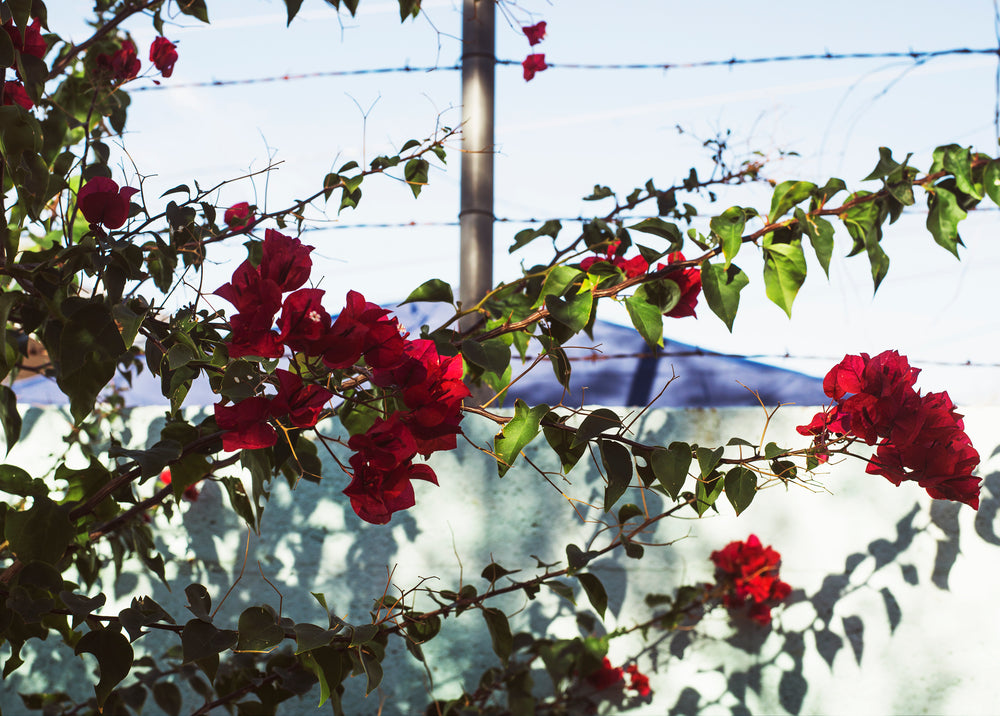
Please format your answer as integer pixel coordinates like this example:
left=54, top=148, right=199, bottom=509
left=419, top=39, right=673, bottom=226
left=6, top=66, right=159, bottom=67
left=224, top=201, right=255, bottom=230
left=149, top=37, right=178, bottom=77
left=710, top=534, right=791, bottom=626
left=3, top=81, right=32, bottom=110
left=96, top=39, right=141, bottom=82
left=159, top=468, right=199, bottom=502
left=797, top=351, right=981, bottom=508
left=3, top=18, right=47, bottom=61
left=214, top=234, right=469, bottom=523
left=522, top=53, right=547, bottom=81
left=522, top=21, right=546, bottom=45
left=584, top=658, right=652, bottom=697
left=581, top=245, right=702, bottom=318
left=77, top=176, right=139, bottom=230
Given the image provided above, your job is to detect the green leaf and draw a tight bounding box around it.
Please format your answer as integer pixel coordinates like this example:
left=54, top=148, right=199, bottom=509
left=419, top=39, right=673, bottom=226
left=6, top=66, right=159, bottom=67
left=795, top=208, right=834, bottom=277
left=599, top=439, right=632, bottom=512
left=462, top=337, right=510, bottom=375
left=545, top=289, right=593, bottom=335
left=724, top=467, right=757, bottom=515
left=400, top=278, right=454, bottom=305
left=108, top=439, right=182, bottom=481
left=510, top=220, right=561, bottom=253
left=617, top=503, right=643, bottom=522
left=534, top=265, right=581, bottom=305
left=358, top=644, right=383, bottom=695
left=941, top=144, right=981, bottom=200
left=181, top=619, right=237, bottom=664
left=696, top=446, right=724, bottom=478
left=153, top=682, right=182, bottom=716
left=695, top=472, right=724, bottom=516
left=710, top=207, right=747, bottom=267
left=649, top=442, right=691, bottom=500
left=863, top=147, right=903, bottom=182
left=571, top=408, right=620, bottom=449
left=54, top=300, right=128, bottom=424
left=984, top=159, right=1000, bottom=206
left=75, top=627, right=133, bottom=708
left=576, top=573, right=608, bottom=619
left=624, top=290, right=664, bottom=348
left=0, top=24, right=13, bottom=67
left=762, top=236, right=807, bottom=317
left=482, top=608, right=513, bottom=665
left=404, top=158, right=429, bottom=197
left=769, top=180, right=816, bottom=222
left=0, top=464, right=47, bottom=497
left=566, top=543, right=598, bottom=574
left=301, top=646, right=349, bottom=708
left=542, top=412, right=587, bottom=473
left=926, top=186, right=967, bottom=258
left=626, top=217, right=682, bottom=250
left=701, top=261, right=748, bottom=332
left=494, top=400, right=548, bottom=477
left=544, top=580, right=576, bottom=605
left=185, top=583, right=213, bottom=623
left=236, top=606, right=284, bottom=653
left=177, top=0, right=209, bottom=23
left=4, top=494, right=73, bottom=564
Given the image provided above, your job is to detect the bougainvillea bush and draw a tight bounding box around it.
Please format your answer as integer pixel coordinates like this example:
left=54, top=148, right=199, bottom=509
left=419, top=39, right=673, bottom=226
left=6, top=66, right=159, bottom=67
left=0, top=1, right=990, bottom=714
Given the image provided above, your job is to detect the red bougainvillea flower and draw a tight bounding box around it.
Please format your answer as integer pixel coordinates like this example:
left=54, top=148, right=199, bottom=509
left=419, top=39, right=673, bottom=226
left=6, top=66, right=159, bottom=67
left=96, top=39, right=141, bottom=82
left=710, top=534, right=791, bottom=626
left=797, top=351, right=981, bottom=508
left=269, top=369, right=332, bottom=429
left=585, top=657, right=624, bottom=691
left=214, top=259, right=282, bottom=316
left=77, top=176, right=139, bottom=229
left=343, top=459, right=437, bottom=525
left=260, top=229, right=313, bottom=293
left=624, top=664, right=652, bottom=697
left=3, top=19, right=47, bottom=60
left=149, top=37, right=178, bottom=77
left=322, top=290, right=406, bottom=370
left=522, top=21, right=546, bottom=45
left=214, top=396, right=277, bottom=451
left=580, top=240, right=649, bottom=279
left=656, top=252, right=702, bottom=318
left=276, top=288, right=331, bottom=355
left=3, top=81, right=32, bottom=110
left=224, top=201, right=255, bottom=230
left=159, top=468, right=199, bottom=502
left=522, top=53, right=547, bottom=81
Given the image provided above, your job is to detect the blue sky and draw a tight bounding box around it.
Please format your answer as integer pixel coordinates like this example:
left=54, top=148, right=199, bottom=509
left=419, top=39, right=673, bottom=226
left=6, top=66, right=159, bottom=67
left=46, top=0, right=1000, bottom=403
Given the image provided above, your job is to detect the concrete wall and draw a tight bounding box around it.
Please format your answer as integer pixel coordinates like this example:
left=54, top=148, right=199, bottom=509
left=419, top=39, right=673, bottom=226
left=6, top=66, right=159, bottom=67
left=2, top=405, right=999, bottom=715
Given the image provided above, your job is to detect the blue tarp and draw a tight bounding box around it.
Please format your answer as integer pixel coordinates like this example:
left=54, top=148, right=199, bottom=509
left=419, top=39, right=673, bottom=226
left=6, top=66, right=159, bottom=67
left=11, top=302, right=827, bottom=408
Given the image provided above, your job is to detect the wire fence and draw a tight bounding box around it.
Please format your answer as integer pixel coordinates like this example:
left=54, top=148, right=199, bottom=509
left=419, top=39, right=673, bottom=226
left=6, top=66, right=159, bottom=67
left=130, top=47, right=999, bottom=92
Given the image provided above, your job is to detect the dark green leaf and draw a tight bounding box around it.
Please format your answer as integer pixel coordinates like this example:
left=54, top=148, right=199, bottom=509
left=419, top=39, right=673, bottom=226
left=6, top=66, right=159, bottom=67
left=618, top=503, right=643, bottom=523
left=108, top=439, right=181, bottom=480
left=494, top=400, right=548, bottom=477
left=570, top=409, right=620, bottom=449
left=284, top=0, right=305, bottom=25
left=358, top=644, right=383, bottom=695
left=566, top=543, right=597, bottom=574
left=724, top=467, right=757, bottom=515
left=863, top=147, right=903, bottom=182
left=482, top=608, right=513, bottom=664
left=626, top=217, right=682, bottom=250
left=650, top=442, right=691, bottom=500
left=0, top=385, right=19, bottom=453
left=984, top=159, right=1000, bottom=206
left=941, top=144, right=981, bottom=200
left=400, top=278, right=454, bottom=305
left=177, top=0, right=209, bottom=23
left=599, top=439, right=632, bottom=512
left=181, top=619, right=237, bottom=664
left=624, top=290, right=664, bottom=348
left=236, top=606, right=284, bottom=653
left=461, top=337, right=510, bottom=375
left=75, top=627, right=133, bottom=708
left=4, top=494, right=72, bottom=564
left=545, top=289, right=592, bottom=335
left=293, top=623, right=336, bottom=655
left=701, top=261, right=748, bottom=332
left=153, top=682, right=182, bottom=716
left=710, top=207, right=747, bottom=267
left=0, top=464, right=47, bottom=496
left=510, top=220, right=562, bottom=253
left=542, top=412, right=587, bottom=473
left=576, top=573, right=608, bottom=619
left=185, top=584, right=212, bottom=623
left=404, top=158, right=429, bottom=198
left=544, top=580, right=576, bottom=605
left=696, top=446, right=724, bottom=478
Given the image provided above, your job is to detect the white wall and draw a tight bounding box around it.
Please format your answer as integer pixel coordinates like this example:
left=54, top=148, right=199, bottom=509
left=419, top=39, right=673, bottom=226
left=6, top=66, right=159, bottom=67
left=2, top=405, right=999, bottom=715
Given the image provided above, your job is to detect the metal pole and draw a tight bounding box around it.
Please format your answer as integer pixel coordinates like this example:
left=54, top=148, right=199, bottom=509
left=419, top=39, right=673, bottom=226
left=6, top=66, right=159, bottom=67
left=459, top=0, right=495, bottom=329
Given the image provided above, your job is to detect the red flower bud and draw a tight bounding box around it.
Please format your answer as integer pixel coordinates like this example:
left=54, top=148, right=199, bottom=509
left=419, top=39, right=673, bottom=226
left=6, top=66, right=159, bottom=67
left=77, top=176, right=139, bottom=229
left=149, top=37, right=178, bottom=78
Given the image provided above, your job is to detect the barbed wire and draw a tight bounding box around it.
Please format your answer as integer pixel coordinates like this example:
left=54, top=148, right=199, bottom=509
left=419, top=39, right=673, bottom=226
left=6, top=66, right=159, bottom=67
left=130, top=46, right=998, bottom=92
